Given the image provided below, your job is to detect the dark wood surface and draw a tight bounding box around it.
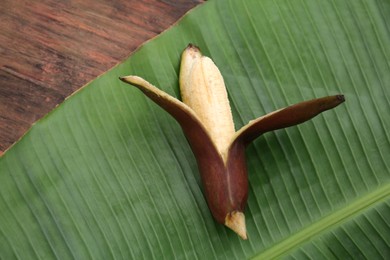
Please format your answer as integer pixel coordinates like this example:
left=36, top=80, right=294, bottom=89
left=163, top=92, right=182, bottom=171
left=0, top=0, right=203, bottom=155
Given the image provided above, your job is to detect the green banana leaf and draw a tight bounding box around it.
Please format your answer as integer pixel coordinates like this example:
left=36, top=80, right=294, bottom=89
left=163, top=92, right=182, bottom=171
left=1, top=0, right=389, bottom=258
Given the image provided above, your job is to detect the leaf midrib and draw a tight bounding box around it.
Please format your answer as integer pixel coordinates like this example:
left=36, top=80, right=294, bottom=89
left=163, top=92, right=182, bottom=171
left=252, top=182, right=390, bottom=259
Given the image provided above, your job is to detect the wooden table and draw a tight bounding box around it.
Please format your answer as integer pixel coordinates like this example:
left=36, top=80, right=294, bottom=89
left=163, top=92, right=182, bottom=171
left=0, top=0, right=202, bottom=154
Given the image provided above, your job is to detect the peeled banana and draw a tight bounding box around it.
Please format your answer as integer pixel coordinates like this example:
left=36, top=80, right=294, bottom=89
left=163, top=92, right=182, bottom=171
left=120, top=44, right=345, bottom=240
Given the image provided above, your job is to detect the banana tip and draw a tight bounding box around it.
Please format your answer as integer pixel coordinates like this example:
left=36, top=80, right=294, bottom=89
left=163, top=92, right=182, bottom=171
left=119, top=76, right=128, bottom=82
left=185, top=43, right=201, bottom=52
left=336, top=94, right=345, bottom=102
left=119, top=76, right=138, bottom=85
left=225, top=211, right=247, bottom=240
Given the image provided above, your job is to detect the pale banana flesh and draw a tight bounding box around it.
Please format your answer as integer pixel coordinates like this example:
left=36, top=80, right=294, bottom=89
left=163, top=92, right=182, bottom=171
left=180, top=45, right=235, bottom=162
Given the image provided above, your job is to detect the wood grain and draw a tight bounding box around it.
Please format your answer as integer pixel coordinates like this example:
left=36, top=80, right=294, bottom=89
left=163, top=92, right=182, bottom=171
left=0, top=0, right=203, bottom=154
